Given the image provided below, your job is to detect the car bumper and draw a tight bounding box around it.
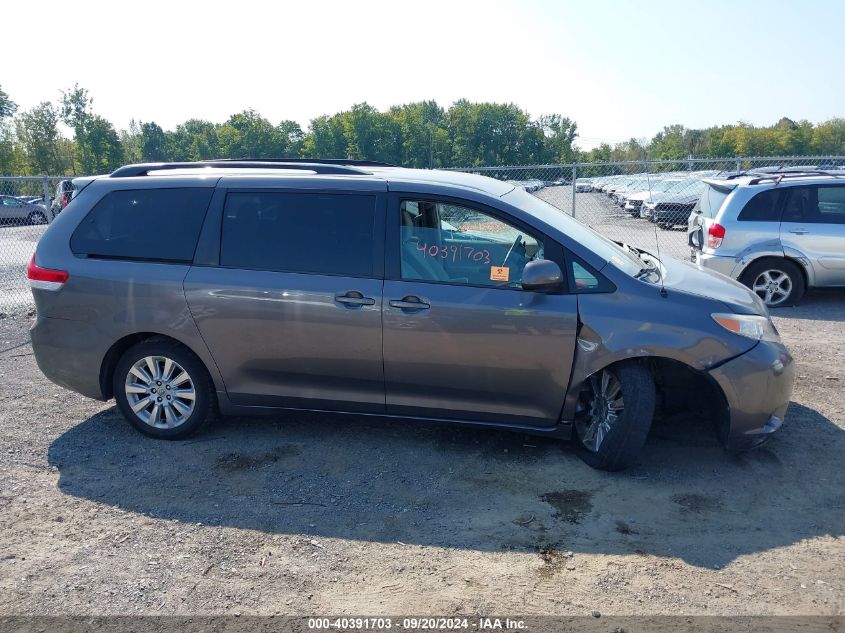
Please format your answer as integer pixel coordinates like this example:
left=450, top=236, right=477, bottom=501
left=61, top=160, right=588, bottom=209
left=694, top=251, right=739, bottom=279
left=30, top=315, right=107, bottom=400
left=708, top=339, right=795, bottom=450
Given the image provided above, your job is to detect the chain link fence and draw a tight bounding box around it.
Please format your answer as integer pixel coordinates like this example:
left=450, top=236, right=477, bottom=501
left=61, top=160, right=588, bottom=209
left=2, top=157, right=844, bottom=315
left=452, top=155, right=845, bottom=261
left=0, top=176, right=68, bottom=316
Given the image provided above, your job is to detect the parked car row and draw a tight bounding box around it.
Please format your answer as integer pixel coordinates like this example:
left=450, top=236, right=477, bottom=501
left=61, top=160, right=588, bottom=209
left=577, top=171, right=719, bottom=230
left=0, top=179, right=75, bottom=227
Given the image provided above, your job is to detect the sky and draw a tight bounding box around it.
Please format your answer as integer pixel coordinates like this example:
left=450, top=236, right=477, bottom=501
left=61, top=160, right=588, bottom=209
left=3, top=0, right=844, bottom=149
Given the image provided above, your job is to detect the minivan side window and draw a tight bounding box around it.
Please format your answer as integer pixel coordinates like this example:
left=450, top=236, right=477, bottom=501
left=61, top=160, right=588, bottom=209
left=783, top=185, right=845, bottom=225
left=70, top=188, right=213, bottom=262
left=737, top=189, right=783, bottom=222
left=399, top=200, right=543, bottom=289
left=220, top=192, right=376, bottom=276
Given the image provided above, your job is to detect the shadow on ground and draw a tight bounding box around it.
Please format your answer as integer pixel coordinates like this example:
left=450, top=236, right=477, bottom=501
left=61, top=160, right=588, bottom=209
left=48, top=402, right=844, bottom=568
left=769, top=289, right=845, bottom=322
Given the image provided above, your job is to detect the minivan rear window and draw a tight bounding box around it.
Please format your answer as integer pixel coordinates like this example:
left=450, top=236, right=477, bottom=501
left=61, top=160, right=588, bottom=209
left=71, top=188, right=213, bottom=263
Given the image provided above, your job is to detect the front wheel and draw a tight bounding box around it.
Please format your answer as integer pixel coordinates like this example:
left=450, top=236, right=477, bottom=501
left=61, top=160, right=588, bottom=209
left=113, top=338, right=216, bottom=439
left=573, top=362, right=655, bottom=471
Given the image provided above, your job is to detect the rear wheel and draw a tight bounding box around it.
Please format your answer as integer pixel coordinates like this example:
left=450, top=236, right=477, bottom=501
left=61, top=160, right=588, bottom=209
left=739, top=259, right=805, bottom=307
left=574, top=362, right=655, bottom=471
left=113, top=339, right=216, bottom=439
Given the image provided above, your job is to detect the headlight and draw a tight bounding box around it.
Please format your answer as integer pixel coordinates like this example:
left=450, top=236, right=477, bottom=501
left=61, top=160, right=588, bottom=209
left=711, top=313, right=780, bottom=342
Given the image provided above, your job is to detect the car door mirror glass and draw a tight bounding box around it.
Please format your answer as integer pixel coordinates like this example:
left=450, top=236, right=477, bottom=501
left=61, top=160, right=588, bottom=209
left=521, top=259, right=563, bottom=292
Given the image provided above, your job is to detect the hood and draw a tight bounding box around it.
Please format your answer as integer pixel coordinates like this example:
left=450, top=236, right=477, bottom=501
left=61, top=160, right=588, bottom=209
left=659, top=255, right=768, bottom=316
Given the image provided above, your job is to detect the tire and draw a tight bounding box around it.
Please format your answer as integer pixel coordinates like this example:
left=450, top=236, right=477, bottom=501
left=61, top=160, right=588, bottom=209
left=113, top=338, right=217, bottom=439
left=658, top=221, right=670, bottom=230
left=573, top=362, right=656, bottom=471
left=28, top=210, right=48, bottom=225
left=738, top=258, right=805, bottom=308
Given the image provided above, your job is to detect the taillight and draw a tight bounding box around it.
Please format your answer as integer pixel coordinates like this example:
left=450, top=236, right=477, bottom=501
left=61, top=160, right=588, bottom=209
left=61, top=192, right=71, bottom=208
left=707, top=223, right=726, bottom=249
left=27, top=255, right=68, bottom=291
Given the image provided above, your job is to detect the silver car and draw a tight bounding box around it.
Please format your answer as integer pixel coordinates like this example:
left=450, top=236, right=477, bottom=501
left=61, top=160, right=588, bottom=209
left=0, top=195, right=50, bottom=225
left=689, top=170, right=845, bottom=307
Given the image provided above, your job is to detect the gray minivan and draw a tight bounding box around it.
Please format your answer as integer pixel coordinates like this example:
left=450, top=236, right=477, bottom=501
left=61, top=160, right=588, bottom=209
left=29, top=160, right=794, bottom=470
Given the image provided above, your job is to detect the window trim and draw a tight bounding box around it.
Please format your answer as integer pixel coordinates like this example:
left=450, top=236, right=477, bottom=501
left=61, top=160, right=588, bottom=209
left=386, top=192, right=569, bottom=294
left=206, top=187, right=386, bottom=279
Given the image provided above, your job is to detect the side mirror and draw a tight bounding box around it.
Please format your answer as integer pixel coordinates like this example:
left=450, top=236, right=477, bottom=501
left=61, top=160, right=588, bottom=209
left=521, top=259, right=563, bottom=292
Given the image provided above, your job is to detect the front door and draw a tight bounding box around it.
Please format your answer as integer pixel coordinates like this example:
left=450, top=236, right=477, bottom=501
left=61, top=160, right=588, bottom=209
left=185, top=188, right=386, bottom=412
left=382, top=197, right=578, bottom=426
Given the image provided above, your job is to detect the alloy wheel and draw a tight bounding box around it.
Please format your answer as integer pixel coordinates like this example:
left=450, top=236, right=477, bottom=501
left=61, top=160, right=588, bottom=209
left=752, top=269, right=792, bottom=307
left=124, top=356, right=196, bottom=429
left=576, top=370, right=625, bottom=453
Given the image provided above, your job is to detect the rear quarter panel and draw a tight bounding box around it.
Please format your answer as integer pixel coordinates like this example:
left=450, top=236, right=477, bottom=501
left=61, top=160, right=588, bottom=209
left=31, top=177, right=226, bottom=397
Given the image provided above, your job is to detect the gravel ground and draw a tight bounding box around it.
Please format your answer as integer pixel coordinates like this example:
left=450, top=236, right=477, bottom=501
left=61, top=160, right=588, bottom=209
left=0, top=292, right=843, bottom=616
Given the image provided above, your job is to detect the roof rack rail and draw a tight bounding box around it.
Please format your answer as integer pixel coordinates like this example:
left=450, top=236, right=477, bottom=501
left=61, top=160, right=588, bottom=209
left=109, top=160, right=375, bottom=178
left=205, top=157, right=397, bottom=167
left=722, top=168, right=844, bottom=185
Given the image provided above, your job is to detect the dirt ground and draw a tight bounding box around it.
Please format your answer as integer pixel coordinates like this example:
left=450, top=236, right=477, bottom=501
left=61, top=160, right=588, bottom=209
left=0, top=292, right=843, bottom=617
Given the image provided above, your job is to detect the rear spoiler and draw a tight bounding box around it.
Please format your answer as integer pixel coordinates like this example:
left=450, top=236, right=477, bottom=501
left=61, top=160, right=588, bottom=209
left=701, top=179, right=738, bottom=193
left=70, top=177, right=96, bottom=197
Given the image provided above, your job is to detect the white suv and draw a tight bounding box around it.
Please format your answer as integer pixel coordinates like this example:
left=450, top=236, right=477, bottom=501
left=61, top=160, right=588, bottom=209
left=688, top=170, right=845, bottom=307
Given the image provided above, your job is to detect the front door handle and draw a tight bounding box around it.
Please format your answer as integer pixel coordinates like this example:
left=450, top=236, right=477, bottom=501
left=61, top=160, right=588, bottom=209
left=788, top=228, right=809, bottom=235
left=389, top=296, right=430, bottom=311
left=335, top=291, right=375, bottom=307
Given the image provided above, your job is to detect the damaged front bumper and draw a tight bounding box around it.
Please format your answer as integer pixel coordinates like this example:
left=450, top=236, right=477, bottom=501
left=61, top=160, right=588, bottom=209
left=707, top=339, right=795, bottom=449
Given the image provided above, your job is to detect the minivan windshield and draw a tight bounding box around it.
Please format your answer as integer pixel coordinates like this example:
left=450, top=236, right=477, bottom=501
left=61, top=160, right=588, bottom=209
left=504, top=188, right=644, bottom=276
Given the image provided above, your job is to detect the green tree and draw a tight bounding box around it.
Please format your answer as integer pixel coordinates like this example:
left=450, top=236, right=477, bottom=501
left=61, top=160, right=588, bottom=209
left=15, top=102, right=67, bottom=174
left=170, top=119, right=219, bottom=161
left=0, top=86, right=19, bottom=174
left=59, top=84, right=123, bottom=173
left=301, top=114, right=347, bottom=159
left=140, top=122, right=168, bottom=161
left=0, top=85, right=17, bottom=120
left=811, top=118, right=845, bottom=154
left=338, top=103, right=401, bottom=163
left=447, top=100, right=542, bottom=166
left=389, top=101, right=449, bottom=167
left=218, top=109, right=282, bottom=158
left=538, top=114, right=578, bottom=163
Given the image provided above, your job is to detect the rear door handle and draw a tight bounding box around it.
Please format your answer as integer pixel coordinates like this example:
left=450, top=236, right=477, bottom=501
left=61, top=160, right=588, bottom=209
left=335, top=291, right=375, bottom=307
left=788, top=228, right=809, bottom=235
left=389, top=296, right=430, bottom=311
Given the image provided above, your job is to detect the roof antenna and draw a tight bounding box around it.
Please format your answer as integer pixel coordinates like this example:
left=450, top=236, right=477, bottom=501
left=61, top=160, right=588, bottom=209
left=643, top=155, right=667, bottom=298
